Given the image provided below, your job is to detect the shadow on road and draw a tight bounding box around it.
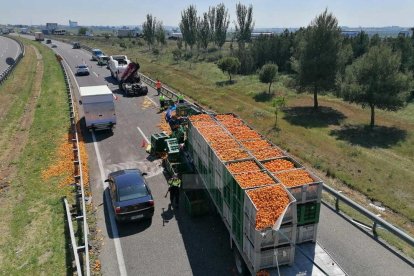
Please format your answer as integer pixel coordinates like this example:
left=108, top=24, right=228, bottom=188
left=283, top=106, right=347, bottom=128
left=77, top=118, right=114, bottom=144
left=103, top=190, right=152, bottom=238
left=330, top=124, right=407, bottom=148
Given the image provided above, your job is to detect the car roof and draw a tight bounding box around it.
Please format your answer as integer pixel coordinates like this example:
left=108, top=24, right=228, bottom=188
left=110, top=169, right=145, bottom=188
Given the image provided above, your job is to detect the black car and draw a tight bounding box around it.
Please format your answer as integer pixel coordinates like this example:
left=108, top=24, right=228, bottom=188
left=105, top=169, right=154, bottom=223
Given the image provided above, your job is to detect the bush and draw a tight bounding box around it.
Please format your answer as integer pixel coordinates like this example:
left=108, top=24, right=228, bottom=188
left=183, top=52, right=193, bottom=60
left=119, top=42, right=127, bottom=48
left=152, top=48, right=160, bottom=55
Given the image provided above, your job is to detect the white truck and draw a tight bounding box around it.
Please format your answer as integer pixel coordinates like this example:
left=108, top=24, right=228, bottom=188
left=79, top=85, right=116, bottom=131
left=34, top=32, right=44, bottom=41
left=108, top=55, right=131, bottom=81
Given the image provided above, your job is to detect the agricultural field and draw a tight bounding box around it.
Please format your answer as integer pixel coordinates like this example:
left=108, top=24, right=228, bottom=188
left=61, top=35, right=414, bottom=233
left=0, top=38, right=72, bottom=274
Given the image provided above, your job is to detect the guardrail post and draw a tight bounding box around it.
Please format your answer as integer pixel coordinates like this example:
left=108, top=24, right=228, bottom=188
left=373, top=221, right=378, bottom=238
left=335, top=197, right=340, bottom=212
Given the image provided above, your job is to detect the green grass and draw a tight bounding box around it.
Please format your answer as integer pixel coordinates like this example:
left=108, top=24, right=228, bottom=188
left=0, top=38, right=72, bottom=274
left=69, top=36, right=414, bottom=222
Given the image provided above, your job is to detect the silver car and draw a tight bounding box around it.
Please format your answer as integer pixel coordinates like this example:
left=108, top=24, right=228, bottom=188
left=76, top=64, right=90, bottom=76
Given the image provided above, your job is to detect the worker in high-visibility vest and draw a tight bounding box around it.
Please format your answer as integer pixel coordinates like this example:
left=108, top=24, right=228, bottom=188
left=159, top=94, right=165, bottom=111
left=178, top=93, right=184, bottom=103
left=156, top=79, right=162, bottom=95
left=165, top=174, right=181, bottom=208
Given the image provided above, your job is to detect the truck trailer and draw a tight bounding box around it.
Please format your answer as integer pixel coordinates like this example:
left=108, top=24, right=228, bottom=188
left=158, top=105, right=345, bottom=275
left=79, top=85, right=116, bottom=130
left=34, top=32, right=44, bottom=41
left=118, top=62, right=148, bottom=96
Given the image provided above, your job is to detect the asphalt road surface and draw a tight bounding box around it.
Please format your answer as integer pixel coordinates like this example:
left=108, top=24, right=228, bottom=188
left=24, top=36, right=413, bottom=276
left=0, top=35, right=21, bottom=76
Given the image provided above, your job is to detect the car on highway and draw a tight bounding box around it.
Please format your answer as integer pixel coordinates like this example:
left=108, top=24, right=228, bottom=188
left=46, top=39, right=52, bottom=44
left=105, top=169, right=154, bottom=223
left=92, top=48, right=105, bottom=61
left=51, top=43, right=57, bottom=48
left=97, top=55, right=110, bottom=67
left=73, top=42, right=81, bottom=49
left=75, top=64, right=90, bottom=76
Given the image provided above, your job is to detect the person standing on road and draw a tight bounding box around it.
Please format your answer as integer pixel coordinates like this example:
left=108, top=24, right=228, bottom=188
left=156, top=79, right=162, bottom=95
left=159, top=94, right=165, bottom=111
left=166, top=174, right=181, bottom=208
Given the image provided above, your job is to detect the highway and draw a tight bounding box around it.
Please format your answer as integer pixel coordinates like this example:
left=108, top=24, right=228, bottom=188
left=0, top=35, right=21, bottom=77
left=36, top=37, right=413, bottom=276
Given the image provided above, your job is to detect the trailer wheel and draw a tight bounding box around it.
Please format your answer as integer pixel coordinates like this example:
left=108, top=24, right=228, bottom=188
left=233, top=247, right=248, bottom=276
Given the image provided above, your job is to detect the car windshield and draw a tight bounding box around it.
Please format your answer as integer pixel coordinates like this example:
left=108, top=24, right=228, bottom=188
left=117, top=184, right=149, bottom=202
left=78, top=65, right=87, bottom=69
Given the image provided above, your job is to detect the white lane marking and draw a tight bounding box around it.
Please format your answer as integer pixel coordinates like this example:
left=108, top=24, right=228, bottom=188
left=137, top=126, right=150, bottom=144
left=93, top=71, right=99, bottom=77
left=145, top=95, right=158, bottom=107
left=64, top=59, right=128, bottom=276
left=91, top=131, right=128, bottom=276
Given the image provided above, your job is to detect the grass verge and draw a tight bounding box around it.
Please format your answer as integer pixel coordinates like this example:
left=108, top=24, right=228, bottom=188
left=0, top=38, right=72, bottom=274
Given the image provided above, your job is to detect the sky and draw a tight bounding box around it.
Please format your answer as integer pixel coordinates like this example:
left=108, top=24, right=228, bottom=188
left=1, top=0, right=413, bottom=28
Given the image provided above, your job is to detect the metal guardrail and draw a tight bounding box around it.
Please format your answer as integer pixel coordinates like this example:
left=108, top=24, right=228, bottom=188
left=323, top=184, right=414, bottom=247
left=69, top=40, right=414, bottom=254
left=0, top=35, right=25, bottom=85
left=58, top=55, right=90, bottom=276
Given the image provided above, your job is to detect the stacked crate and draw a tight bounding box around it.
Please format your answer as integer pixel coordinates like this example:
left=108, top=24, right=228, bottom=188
left=187, top=113, right=324, bottom=273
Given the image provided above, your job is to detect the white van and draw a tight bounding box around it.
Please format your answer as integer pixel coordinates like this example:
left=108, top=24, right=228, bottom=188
left=79, top=85, right=116, bottom=130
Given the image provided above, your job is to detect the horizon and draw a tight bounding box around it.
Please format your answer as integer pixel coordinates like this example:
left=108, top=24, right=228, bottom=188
left=1, top=0, right=414, bottom=29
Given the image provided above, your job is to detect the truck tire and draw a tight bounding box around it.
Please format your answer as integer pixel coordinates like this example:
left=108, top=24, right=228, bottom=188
left=233, top=247, right=248, bottom=276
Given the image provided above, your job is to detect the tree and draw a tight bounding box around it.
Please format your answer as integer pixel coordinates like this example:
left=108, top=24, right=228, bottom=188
left=208, top=6, right=216, bottom=42
left=214, top=3, right=230, bottom=49
left=197, top=13, right=210, bottom=51
left=172, top=48, right=181, bottom=62
left=259, top=63, right=278, bottom=94
left=217, top=57, right=241, bottom=82
left=78, top=27, right=88, bottom=36
left=369, top=34, right=381, bottom=48
left=142, top=14, right=157, bottom=49
left=234, top=3, right=254, bottom=50
left=180, top=5, right=198, bottom=51
left=338, top=45, right=411, bottom=128
left=155, top=21, right=166, bottom=47
left=272, top=96, right=286, bottom=128
left=297, top=9, right=341, bottom=109
left=351, top=31, right=369, bottom=58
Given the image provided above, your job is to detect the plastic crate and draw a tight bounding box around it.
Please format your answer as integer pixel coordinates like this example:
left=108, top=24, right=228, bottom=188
left=183, top=190, right=209, bottom=217
left=232, top=215, right=243, bottom=247
left=297, top=202, right=321, bottom=226
left=244, top=217, right=297, bottom=250
left=274, top=169, right=323, bottom=204
left=243, top=237, right=295, bottom=272
left=296, top=223, right=318, bottom=244
left=223, top=202, right=232, bottom=229
left=244, top=185, right=297, bottom=229
left=261, top=156, right=303, bottom=173
left=151, top=132, right=169, bottom=152
left=231, top=195, right=243, bottom=223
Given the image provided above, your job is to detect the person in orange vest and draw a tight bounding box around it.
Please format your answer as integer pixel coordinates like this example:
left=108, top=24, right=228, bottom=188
left=156, top=79, right=162, bottom=95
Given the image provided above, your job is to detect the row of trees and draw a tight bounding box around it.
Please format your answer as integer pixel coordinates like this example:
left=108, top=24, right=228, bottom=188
left=142, top=14, right=166, bottom=49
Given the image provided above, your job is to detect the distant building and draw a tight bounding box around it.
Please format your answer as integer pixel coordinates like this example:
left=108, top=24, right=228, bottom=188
left=53, top=29, right=66, bottom=35
left=42, top=29, right=49, bottom=35
left=341, top=31, right=359, bottom=38
left=117, top=29, right=136, bottom=37
left=69, top=20, right=78, bottom=28
left=250, top=32, right=274, bottom=39
left=398, top=31, right=410, bottom=37
left=20, top=27, right=28, bottom=34
left=46, top=23, right=58, bottom=33
left=168, top=32, right=183, bottom=40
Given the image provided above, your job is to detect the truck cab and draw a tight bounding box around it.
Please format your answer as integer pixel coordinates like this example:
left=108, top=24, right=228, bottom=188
left=108, top=55, right=131, bottom=81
